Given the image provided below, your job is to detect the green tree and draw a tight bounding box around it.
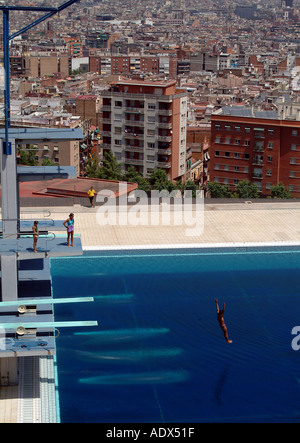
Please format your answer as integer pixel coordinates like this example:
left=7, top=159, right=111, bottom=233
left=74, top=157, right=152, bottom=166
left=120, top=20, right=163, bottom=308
left=85, top=155, right=101, bottom=178
left=149, top=169, right=176, bottom=192
left=122, top=166, right=151, bottom=192
left=207, top=181, right=231, bottom=198
left=19, top=144, right=38, bottom=166
left=235, top=180, right=259, bottom=198
left=270, top=182, right=292, bottom=199
left=42, top=158, right=57, bottom=166
left=98, top=151, right=123, bottom=181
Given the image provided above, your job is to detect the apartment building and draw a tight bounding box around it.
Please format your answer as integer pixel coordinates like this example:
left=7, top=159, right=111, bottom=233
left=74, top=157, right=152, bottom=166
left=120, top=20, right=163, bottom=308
left=209, top=107, right=300, bottom=197
left=17, top=140, right=81, bottom=176
left=26, top=52, right=69, bottom=78
left=100, top=78, right=188, bottom=180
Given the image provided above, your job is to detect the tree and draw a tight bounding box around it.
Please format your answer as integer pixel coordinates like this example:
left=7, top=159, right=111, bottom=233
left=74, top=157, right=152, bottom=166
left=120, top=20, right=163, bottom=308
left=235, top=180, right=259, bottom=198
left=270, top=182, right=292, bottom=199
left=42, top=158, right=57, bottom=166
left=19, top=144, right=38, bottom=166
left=85, top=151, right=123, bottom=181
left=122, top=166, right=151, bottom=192
left=207, top=181, right=231, bottom=198
left=85, top=155, right=101, bottom=178
left=98, top=151, right=123, bottom=181
left=148, top=169, right=176, bottom=192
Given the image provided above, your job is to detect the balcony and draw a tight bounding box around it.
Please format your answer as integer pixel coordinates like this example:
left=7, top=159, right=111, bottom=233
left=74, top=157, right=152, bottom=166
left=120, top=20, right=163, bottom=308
left=125, top=107, right=144, bottom=114
left=124, top=158, right=144, bottom=165
left=157, top=148, right=171, bottom=155
left=157, top=109, right=172, bottom=116
left=101, top=105, right=111, bottom=112
left=157, top=161, right=171, bottom=168
left=252, top=172, right=263, bottom=179
left=124, top=146, right=144, bottom=153
left=157, top=122, right=172, bottom=129
left=124, top=132, right=144, bottom=140
left=157, top=135, right=172, bottom=142
left=125, top=119, right=145, bottom=127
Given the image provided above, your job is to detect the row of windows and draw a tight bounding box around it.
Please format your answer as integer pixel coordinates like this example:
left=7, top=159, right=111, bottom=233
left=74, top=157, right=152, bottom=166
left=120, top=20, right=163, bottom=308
left=215, top=137, right=274, bottom=148
left=215, top=151, right=273, bottom=162
left=215, top=123, right=299, bottom=137
left=214, top=165, right=274, bottom=175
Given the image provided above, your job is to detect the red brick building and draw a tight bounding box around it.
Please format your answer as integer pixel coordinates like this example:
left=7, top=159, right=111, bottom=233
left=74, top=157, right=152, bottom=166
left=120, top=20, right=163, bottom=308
left=209, top=109, right=300, bottom=197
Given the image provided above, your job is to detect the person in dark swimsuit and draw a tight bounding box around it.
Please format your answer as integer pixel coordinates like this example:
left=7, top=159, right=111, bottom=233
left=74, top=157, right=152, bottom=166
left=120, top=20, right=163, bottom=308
left=32, top=220, right=39, bottom=252
left=215, top=299, right=232, bottom=343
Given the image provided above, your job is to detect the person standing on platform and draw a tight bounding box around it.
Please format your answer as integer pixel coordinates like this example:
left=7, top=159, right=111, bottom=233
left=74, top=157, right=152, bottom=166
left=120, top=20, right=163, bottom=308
left=32, top=220, right=39, bottom=252
left=63, top=213, right=75, bottom=247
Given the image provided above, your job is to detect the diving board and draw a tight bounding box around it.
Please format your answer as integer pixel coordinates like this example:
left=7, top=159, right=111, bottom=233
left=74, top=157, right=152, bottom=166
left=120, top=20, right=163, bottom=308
left=0, top=297, right=94, bottom=307
left=0, top=321, right=98, bottom=330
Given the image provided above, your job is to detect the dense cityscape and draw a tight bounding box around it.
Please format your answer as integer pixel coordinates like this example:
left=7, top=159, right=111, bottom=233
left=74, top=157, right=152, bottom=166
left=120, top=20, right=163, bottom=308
left=0, top=0, right=300, bottom=197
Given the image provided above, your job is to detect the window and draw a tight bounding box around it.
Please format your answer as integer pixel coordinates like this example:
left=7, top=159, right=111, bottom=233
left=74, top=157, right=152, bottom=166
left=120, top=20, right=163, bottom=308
left=225, top=152, right=230, bottom=157
left=235, top=126, right=240, bottom=131
left=268, top=142, right=273, bottom=149
left=245, top=127, right=250, bottom=133
left=235, top=139, right=240, bottom=145
left=215, top=164, right=219, bottom=170
left=215, top=137, right=221, bottom=143
left=225, top=125, right=230, bottom=131
left=290, top=158, right=296, bottom=164
left=225, top=138, right=230, bottom=144
left=234, top=153, right=239, bottom=158
left=215, top=124, right=221, bottom=130
left=266, top=169, right=272, bottom=176
left=43, top=145, right=49, bottom=151
left=244, top=140, right=250, bottom=146
left=114, top=139, right=121, bottom=145
left=290, top=171, right=295, bottom=178
left=114, top=101, right=122, bottom=107
left=114, top=114, right=122, bottom=121
left=147, top=142, right=155, bottom=149
left=234, top=179, right=238, bottom=184
left=234, top=166, right=239, bottom=171
left=268, top=129, right=274, bottom=135
left=148, top=104, right=156, bottom=110
left=147, top=155, right=155, bottom=162
left=147, top=129, right=155, bottom=136
left=215, top=150, right=220, bottom=156
left=114, top=127, right=122, bottom=134
left=266, top=183, right=271, bottom=190
left=292, top=130, right=298, bottom=136
left=53, top=146, right=59, bottom=152
left=267, top=156, right=273, bottom=163
left=148, top=116, right=155, bottom=123
left=244, top=153, right=249, bottom=159
left=291, top=144, right=297, bottom=151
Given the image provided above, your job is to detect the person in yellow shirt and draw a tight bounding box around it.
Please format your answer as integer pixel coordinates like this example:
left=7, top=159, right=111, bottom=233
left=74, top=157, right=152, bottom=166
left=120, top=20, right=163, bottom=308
left=87, top=186, right=96, bottom=207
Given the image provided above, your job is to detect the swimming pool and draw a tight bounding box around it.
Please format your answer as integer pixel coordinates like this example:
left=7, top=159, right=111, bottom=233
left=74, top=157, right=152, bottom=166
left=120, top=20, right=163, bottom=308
left=50, top=246, right=300, bottom=423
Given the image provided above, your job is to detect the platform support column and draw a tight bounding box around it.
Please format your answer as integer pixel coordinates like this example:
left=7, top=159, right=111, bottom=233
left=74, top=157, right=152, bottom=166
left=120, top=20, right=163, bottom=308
left=1, top=138, right=19, bottom=237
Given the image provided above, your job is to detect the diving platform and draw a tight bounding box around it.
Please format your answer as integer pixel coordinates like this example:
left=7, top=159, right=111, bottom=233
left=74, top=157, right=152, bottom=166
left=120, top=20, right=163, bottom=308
left=0, top=236, right=83, bottom=259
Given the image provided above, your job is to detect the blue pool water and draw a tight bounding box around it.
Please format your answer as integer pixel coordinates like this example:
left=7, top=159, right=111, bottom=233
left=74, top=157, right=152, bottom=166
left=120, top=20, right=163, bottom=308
left=50, top=247, right=300, bottom=423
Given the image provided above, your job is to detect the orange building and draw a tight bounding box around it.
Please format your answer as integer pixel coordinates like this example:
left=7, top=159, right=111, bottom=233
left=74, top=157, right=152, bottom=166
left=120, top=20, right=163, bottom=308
left=209, top=108, right=300, bottom=197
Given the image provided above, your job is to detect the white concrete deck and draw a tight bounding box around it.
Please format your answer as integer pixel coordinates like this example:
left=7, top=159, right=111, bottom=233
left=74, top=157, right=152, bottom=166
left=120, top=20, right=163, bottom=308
left=1, top=200, right=300, bottom=422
